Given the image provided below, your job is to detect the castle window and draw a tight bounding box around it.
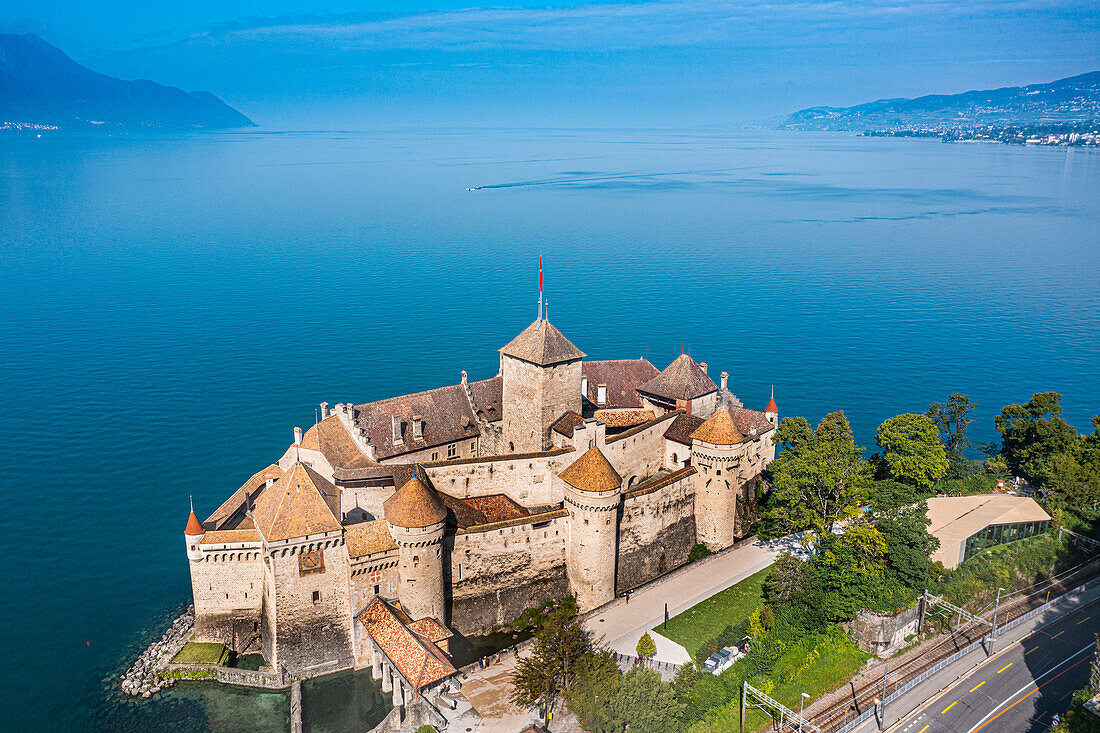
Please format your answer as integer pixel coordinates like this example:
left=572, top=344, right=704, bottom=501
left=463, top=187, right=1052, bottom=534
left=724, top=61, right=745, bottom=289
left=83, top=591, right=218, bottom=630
left=432, top=452, right=439, bottom=461
left=509, top=442, right=515, bottom=452
left=457, top=564, right=462, bottom=580
left=312, top=590, right=321, bottom=603
left=373, top=584, right=381, bottom=595
left=413, top=555, right=420, bottom=563
left=448, top=444, right=457, bottom=458
left=584, top=518, right=589, bottom=525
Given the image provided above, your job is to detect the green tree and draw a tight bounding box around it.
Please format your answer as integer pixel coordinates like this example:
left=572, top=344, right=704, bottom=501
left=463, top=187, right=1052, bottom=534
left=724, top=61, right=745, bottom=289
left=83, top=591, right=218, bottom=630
left=995, top=392, right=1079, bottom=485
left=876, top=413, right=949, bottom=490
left=927, top=394, right=977, bottom=455
left=1045, top=452, right=1100, bottom=511
left=636, top=632, right=657, bottom=659
left=511, top=598, right=592, bottom=720
left=762, top=412, right=872, bottom=537
left=875, top=501, right=939, bottom=593
left=565, top=650, right=622, bottom=733
left=764, top=552, right=815, bottom=606
left=613, top=667, right=686, bottom=733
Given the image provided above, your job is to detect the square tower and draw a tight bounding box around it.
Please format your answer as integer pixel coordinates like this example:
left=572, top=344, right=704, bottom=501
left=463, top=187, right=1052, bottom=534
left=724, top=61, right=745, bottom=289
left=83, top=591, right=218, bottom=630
left=499, top=319, right=585, bottom=453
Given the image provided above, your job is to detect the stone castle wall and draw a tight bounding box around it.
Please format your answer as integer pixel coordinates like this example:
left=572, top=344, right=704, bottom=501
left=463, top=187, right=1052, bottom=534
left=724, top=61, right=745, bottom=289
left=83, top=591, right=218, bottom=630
left=617, top=470, right=697, bottom=591
left=501, top=355, right=582, bottom=453
left=424, top=449, right=576, bottom=506
left=267, top=535, right=355, bottom=676
left=447, top=514, right=569, bottom=634
left=190, top=548, right=264, bottom=649
left=602, top=415, right=677, bottom=486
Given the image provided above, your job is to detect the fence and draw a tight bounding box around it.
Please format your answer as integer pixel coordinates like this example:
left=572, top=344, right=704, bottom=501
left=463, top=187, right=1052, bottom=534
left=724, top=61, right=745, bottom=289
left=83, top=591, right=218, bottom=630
left=831, top=576, right=1100, bottom=733
left=609, top=650, right=684, bottom=679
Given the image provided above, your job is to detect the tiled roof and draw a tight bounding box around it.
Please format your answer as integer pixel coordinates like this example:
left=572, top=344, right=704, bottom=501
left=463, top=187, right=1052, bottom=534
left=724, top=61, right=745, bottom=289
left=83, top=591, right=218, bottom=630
left=185, top=511, right=205, bottom=536
left=351, top=376, right=500, bottom=461
left=500, top=320, right=585, bottom=366
left=592, top=409, right=655, bottom=428
left=204, top=464, right=285, bottom=530
left=408, top=617, right=454, bottom=643
left=383, top=477, right=448, bottom=528
left=637, top=354, right=718, bottom=402
left=301, top=415, right=373, bottom=469
left=559, top=446, right=622, bottom=493
left=726, top=405, right=775, bottom=437
left=199, top=529, right=260, bottom=545
left=358, top=597, right=457, bottom=690
left=766, top=395, right=778, bottom=413
left=551, top=410, right=585, bottom=437
left=251, top=463, right=342, bottom=542
left=440, top=493, right=530, bottom=529
left=345, top=519, right=398, bottom=558
left=691, top=407, right=745, bottom=445
left=582, top=359, right=659, bottom=409
left=664, top=412, right=705, bottom=446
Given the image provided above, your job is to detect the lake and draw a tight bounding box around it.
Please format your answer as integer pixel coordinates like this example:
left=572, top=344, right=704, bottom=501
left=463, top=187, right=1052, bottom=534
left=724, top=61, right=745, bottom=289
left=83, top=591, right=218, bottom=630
left=0, top=128, right=1097, bottom=731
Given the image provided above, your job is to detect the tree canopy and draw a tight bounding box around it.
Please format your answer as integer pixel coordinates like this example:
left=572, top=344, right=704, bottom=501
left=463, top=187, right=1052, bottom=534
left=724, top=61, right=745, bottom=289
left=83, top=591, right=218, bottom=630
left=875, top=413, right=949, bottom=489
left=761, top=412, right=871, bottom=537
left=927, top=394, right=977, bottom=455
left=995, top=392, right=1079, bottom=485
left=510, top=598, right=592, bottom=718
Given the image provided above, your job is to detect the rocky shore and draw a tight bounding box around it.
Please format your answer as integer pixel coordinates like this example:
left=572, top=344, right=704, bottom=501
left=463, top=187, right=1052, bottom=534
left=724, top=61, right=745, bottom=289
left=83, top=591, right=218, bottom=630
left=120, top=605, right=194, bottom=698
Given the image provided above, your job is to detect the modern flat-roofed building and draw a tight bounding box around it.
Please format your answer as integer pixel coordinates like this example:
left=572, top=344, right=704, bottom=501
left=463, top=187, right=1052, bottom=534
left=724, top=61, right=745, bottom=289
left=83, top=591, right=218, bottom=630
left=927, top=494, right=1051, bottom=569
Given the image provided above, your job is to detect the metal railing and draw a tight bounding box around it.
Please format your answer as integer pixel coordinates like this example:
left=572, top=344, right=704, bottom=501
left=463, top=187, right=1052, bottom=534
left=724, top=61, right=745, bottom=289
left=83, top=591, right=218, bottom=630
left=830, top=575, right=1100, bottom=733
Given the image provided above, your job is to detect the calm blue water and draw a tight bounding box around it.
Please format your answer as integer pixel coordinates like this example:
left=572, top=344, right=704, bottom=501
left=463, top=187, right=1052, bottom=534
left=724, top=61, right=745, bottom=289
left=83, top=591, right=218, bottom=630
left=1, top=128, right=1097, bottom=730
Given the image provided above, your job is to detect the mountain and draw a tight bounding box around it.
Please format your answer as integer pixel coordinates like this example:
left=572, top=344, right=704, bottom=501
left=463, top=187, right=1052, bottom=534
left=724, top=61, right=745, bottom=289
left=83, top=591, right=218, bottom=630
left=0, top=34, right=254, bottom=130
left=773, top=71, right=1100, bottom=131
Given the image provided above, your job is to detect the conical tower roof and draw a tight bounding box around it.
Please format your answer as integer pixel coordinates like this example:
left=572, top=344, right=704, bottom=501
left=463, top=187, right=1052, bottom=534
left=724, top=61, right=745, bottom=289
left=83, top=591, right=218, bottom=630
left=384, top=477, right=448, bottom=528
left=500, top=319, right=585, bottom=366
left=251, top=463, right=342, bottom=542
left=559, top=446, right=622, bottom=493
left=185, top=510, right=205, bottom=536
left=766, top=395, right=778, bottom=413
left=690, top=407, right=745, bottom=445
left=637, top=354, right=718, bottom=401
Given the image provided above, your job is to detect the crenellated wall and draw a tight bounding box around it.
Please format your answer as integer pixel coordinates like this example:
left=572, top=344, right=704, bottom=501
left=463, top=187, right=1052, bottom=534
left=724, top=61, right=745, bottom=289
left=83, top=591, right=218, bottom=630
left=190, top=545, right=264, bottom=649
left=447, top=513, right=569, bottom=634
left=423, top=448, right=576, bottom=506
left=617, top=469, right=697, bottom=591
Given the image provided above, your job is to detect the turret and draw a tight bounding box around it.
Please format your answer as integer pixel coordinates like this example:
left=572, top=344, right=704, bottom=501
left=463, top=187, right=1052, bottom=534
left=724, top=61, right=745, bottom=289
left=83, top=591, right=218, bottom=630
left=765, top=389, right=779, bottom=429
left=185, top=500, right=205, bottom=561
left=690, top=408, right=745, bottom=551
left=559, top=447, right=622, bottom=612
left=384, top=478, right=448, bottom=622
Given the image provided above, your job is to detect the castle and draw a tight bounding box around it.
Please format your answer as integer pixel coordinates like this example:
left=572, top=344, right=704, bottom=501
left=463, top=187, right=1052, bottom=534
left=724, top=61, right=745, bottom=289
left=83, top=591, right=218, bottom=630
left=184, top=316, right=777, bottom=704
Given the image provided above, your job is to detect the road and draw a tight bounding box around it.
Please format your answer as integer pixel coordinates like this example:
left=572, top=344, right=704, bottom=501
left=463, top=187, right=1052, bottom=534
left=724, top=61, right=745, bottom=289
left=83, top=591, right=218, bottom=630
left=882, top=601, right=1100, bottom=733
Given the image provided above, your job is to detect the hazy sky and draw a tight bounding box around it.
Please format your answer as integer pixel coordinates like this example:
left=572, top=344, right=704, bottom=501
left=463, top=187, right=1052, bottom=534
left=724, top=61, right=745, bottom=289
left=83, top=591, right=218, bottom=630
left=4, top=0, right=1099, bottom=127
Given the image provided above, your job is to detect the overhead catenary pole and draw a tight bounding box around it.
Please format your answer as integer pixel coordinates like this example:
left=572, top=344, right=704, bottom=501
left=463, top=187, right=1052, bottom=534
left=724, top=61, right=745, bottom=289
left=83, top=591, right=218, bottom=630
left=879, top=663, right=888, bottom=730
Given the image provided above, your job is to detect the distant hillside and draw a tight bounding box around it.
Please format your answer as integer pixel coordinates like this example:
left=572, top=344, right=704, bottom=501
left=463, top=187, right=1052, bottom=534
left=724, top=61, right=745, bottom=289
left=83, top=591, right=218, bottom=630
left=0, top=34, right=254, bottom=130
left=772, top=71, right=1100, bottom=131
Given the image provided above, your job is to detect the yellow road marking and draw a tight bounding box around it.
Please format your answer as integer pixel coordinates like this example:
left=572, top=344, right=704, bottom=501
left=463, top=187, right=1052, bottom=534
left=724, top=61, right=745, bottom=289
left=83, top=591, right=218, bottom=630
left=970, top=680, right=986, bottom=692
left=997, top=663, right=1013, bottom=673
left=943, top=700, right=959, bottom=714
left=1052, top=630, right=1066, bottom=639
left=1025, top=646, right=1039, bottom=655
left=1077, top=616, right=1090, bottom=625
left=918, top=726, right=930, bottom=733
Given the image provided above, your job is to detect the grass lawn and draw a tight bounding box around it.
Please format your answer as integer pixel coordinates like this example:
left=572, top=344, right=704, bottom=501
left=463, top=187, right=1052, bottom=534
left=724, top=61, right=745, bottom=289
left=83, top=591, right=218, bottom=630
left=688, top=627, right=871, bottom=733
left=172, top=641, right=229, bottom=666
left=653, top=566, right=769, bottom=661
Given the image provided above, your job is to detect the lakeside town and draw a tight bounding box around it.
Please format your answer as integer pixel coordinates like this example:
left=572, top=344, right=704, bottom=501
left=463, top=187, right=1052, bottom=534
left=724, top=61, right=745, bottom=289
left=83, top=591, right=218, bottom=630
left=863, top=123, right=1100, bottom=146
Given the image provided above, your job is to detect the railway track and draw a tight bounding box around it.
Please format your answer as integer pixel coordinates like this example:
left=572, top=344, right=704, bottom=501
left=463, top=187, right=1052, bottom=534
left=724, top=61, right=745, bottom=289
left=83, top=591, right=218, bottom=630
left=807, top=554, right=1100, bottom=732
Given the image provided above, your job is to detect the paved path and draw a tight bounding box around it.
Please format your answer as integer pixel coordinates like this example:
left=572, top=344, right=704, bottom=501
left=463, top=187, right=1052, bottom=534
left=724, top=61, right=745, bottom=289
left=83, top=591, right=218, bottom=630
left=460, top=533, right=806, bottom=730
left=590, top=534, right=805, bottom=664
left=850, top=580, right=1100, bottom=733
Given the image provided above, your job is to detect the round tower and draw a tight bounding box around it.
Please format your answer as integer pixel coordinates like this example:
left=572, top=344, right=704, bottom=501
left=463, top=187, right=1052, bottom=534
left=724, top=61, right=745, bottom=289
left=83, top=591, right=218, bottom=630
left=690, top=407, right=745, bottom=551
left=765, top=389, right=779, bottom=429
left=185, top=501, right=205, bottom=561
left=384, top=477, right=448, bottom=622
left=559, top=447, right=622, bottom=612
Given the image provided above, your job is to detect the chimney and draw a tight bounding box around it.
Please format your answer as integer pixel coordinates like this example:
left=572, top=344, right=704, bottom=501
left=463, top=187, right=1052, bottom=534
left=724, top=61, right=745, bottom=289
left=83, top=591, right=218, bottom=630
left=700, top=362, right=708, bottom=375
left=392, top=415, right=403, bottom=444
left=412, top=415, right=424, bottom=441
left=293, top=426, right=303, bottom=446
left=320, top=401, right=329, bottom=419
left=265, top=477, right=275, bottom=489
left=581, top=375, right=589, bottom=398
left=720, top=371, right=729, bottom=391
left=460, top=370, right=468, bottom=385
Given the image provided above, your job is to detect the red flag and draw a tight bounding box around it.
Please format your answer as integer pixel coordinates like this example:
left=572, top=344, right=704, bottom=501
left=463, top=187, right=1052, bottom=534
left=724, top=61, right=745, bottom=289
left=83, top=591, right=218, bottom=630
left=539, top=255, right=543, bottom=292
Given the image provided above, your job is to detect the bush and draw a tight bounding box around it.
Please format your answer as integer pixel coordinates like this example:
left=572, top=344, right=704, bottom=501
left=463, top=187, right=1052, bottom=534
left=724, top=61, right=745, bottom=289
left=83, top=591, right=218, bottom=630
left=689, top=544, right=712, bottom=562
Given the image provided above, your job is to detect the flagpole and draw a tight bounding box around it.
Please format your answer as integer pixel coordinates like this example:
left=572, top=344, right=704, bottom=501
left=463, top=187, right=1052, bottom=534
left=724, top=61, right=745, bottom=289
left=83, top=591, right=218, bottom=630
left=538, top=254, right=544, bottom=323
